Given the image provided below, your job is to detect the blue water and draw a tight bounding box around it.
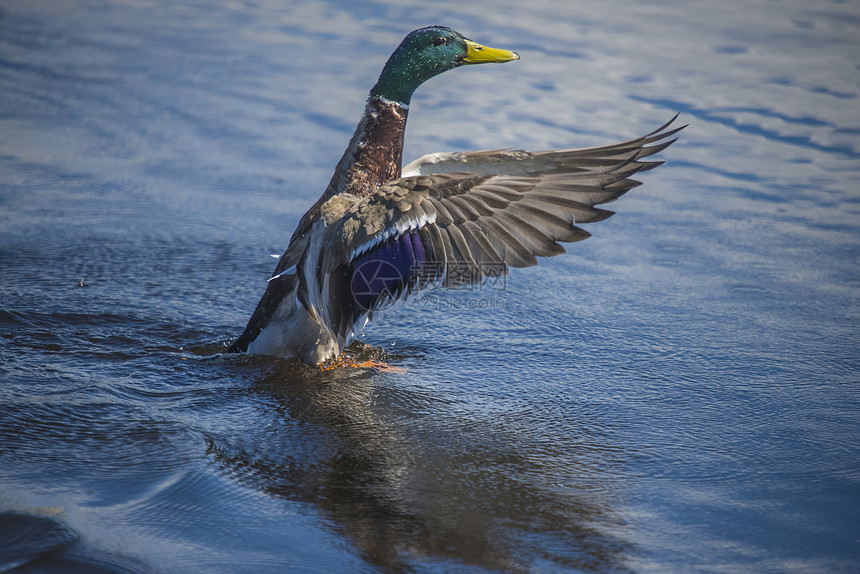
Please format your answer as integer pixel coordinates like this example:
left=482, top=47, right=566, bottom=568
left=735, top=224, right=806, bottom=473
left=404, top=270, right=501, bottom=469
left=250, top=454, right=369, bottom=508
left=1, top=0, right=859, bottom=572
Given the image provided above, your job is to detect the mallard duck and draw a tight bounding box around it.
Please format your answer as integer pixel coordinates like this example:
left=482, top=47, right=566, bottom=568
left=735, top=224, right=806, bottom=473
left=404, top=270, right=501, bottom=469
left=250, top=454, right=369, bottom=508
left=229, top=26, right=683, bottom=364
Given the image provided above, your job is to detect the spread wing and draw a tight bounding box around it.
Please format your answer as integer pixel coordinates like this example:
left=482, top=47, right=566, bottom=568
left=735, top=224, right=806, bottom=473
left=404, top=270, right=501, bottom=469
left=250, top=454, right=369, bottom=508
left=301, top=116, right=685, bottom=348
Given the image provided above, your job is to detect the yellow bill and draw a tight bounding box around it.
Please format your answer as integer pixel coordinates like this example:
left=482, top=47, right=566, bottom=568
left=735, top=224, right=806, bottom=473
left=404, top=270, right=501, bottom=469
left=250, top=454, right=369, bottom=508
left=463, top=40, right=520, bottom=64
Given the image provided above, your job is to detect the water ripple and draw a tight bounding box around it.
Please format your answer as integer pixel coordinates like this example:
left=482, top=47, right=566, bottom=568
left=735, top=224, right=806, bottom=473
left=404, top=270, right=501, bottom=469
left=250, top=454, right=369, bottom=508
left=632, top=96, right=860, bottom=158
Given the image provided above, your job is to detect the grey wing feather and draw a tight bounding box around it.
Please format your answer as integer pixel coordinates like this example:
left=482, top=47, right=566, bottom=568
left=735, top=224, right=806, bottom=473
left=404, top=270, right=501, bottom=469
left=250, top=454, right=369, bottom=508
left=403, top=115, right=683, bottom=278
left=310, top=116, right=684, bottom=343
left=402, top=113, right=684, bottom=177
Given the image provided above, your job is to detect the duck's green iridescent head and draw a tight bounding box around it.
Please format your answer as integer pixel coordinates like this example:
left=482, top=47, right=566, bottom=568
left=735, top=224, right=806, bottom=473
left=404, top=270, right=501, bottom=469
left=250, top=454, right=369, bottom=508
left=370, top=26, right=519, bottom=105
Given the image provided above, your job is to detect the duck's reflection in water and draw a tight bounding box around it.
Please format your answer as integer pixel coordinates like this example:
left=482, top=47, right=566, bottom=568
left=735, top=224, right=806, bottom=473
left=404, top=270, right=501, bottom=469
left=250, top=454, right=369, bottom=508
left=208, top=357, right=631, bottom=571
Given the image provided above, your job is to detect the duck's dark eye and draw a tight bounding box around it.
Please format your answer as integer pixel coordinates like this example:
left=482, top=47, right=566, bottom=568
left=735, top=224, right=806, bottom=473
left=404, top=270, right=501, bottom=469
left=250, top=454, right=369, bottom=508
left=432, top=37, right=447, bottom=47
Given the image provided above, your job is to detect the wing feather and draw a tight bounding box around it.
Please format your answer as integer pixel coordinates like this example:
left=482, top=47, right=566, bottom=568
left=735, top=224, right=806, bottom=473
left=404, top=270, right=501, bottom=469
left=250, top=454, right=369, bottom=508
left=302, top=116, right=684, bottom=348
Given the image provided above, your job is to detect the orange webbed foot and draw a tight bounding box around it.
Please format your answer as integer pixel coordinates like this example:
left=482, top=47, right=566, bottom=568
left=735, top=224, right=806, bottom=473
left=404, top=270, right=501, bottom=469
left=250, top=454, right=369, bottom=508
left=319, top=355, right=406, bottom=373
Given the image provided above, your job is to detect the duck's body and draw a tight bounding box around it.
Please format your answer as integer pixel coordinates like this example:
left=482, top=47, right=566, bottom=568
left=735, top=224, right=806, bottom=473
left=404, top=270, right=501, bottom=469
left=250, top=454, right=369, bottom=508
left=229, top=27, right=683, bottom=364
